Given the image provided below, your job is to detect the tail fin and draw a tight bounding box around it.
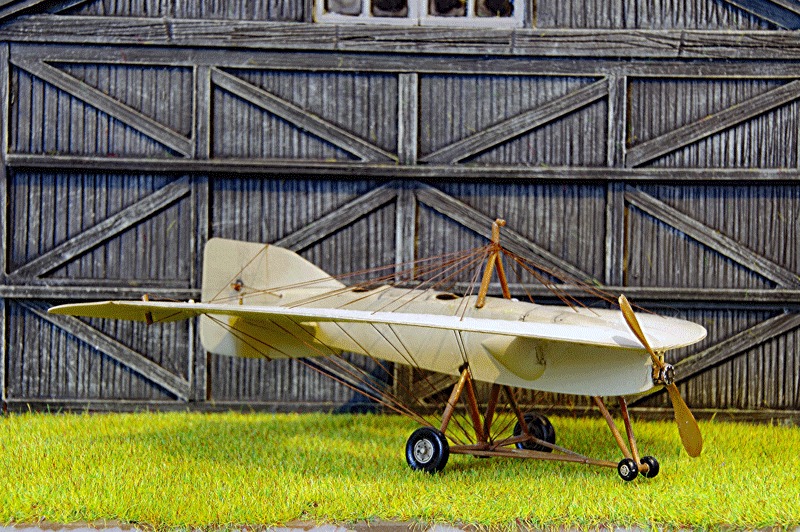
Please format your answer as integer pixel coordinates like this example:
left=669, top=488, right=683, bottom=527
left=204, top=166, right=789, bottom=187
left=201, top=238, right=344, bottom=305
left=200, top=238, right=344, bottom=358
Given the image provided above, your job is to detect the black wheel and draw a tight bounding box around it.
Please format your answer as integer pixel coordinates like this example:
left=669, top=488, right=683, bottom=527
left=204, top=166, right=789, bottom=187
left=640, top=456, right=660, bottom=478
left=617, top=458, right=639, bottom=481
left=513, top=412, right=556, bottom=452
left=406, top=427, right=449, bottom=473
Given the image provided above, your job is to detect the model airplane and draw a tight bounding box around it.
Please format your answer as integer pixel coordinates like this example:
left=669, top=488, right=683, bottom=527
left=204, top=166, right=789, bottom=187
left=49, top=220, right=707, bottom=481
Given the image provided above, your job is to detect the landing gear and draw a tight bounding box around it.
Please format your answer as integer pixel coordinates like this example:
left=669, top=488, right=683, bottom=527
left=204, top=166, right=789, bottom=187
left=513, top=412, right=556, bottom=452
left=406, top=427, right=449, bottom=473
left=640, top=456, right=660, bottom=478
left=617, top=458, right=639, bottom=481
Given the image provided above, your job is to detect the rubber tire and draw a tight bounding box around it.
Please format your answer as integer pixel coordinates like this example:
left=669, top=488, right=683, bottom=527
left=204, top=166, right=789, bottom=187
left=617, top=458, right=639, bottom=481
left=640, top=456, right=660, bottom=478
left=513, top=412, right=556, bottom=452
left=406, top=427, right=449, bottom=473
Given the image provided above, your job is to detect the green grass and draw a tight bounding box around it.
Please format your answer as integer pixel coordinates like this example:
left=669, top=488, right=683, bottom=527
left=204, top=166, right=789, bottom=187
left=1, top=411, right=798, bottom=530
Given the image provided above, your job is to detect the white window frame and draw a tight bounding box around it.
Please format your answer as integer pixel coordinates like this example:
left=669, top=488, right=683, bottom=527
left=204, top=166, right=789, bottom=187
left=314, top=0, right=525, bottom=28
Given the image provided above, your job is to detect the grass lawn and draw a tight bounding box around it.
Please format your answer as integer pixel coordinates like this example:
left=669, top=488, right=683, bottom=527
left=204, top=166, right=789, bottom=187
left=1, top=411, right=798, bottom=530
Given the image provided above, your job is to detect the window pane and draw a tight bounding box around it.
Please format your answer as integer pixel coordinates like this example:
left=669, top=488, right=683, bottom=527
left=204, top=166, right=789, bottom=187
left=429, top=0, right=465, bottom=17
left=373, top=0, right=408, bottom=17
left=477, top=0, right=513, bottom=16
left=326, top=0, right=361, bottom=15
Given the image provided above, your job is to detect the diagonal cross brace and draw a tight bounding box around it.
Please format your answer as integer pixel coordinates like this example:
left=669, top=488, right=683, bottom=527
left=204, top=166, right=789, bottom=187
left=420, top=78, right=609, bottom=164
left=12, top=58, right=194, bottom=157
left=21, top=300, right=192, bottom=401
left=11, top=177, right=191, bottom=279
left=627, top=79, right=800, bottom=167
left=625, top=186, right=800, bottom=287
left=211, top=68, right=397, bottom=163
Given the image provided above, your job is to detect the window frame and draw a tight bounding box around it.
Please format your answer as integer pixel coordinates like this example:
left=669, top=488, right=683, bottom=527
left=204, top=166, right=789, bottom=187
left=314, top=0, right=525, bottom=28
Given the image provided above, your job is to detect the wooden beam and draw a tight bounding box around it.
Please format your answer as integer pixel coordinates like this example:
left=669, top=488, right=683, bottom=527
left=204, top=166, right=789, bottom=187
left=625, top=186, right=800, bottom=287
left=677, top=312, right=800, bottom=383
left=11, top=58, right=194, bottom=157
left=722, top=0, right=800, bottom=29
left=10, top=177, right=191, bottom=279
left=415, top=185, right=595, bottom=282
left=10, top=154, right=800, bottom=182
left=626, top=80, right=800, bottom=167
left=274, top=182, right=399, bottom=252
left=420, top=78, right=608, bottom=164
left=7, top=17, right=800, bottom=60
left=14, top=43, right=800, bottom=78
left=397, top=73, right=418, bottom=165
left=194, top=66, right=212, bottom=160
left=20, top=301, right=191, bottom=401
left=0, top=285, right=198, bottom=300
left=210, top=67, right=396, bottom=163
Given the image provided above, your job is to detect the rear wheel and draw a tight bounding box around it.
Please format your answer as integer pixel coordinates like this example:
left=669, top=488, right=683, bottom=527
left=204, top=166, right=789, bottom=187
left=640, top=456, right=660, bottom=478
left=406, top=427, right=449, bottom=473
left=513, top=412, right=556, bottom=452
left=617, top=458, right=639, bottom=481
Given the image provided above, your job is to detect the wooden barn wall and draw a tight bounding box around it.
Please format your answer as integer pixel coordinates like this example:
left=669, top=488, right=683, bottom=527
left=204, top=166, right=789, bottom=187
left=0, top=0, right=799, bottom=418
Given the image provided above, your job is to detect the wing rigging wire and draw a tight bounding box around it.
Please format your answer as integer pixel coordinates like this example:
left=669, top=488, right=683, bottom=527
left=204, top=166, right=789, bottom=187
left=199, top=239, right=633, bottom=447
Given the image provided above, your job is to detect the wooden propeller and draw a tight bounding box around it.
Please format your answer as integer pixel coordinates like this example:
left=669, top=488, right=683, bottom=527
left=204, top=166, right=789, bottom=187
left=618, top=295, right=703, bottom=458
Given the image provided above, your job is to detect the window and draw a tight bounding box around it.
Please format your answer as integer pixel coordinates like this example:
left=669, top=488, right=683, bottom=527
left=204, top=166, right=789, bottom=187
left=315, top=0, right=524, bottom=27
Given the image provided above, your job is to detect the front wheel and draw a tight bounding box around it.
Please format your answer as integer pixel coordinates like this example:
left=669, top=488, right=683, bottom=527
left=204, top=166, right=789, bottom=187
left=513, top=412, right=556, bottom=452
left=406, top=427, right=449, bottom=473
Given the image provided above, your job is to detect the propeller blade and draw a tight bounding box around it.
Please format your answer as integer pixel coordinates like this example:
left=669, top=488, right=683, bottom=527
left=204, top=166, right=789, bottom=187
left=618, top=294, right=703, bottom=457
left=618, top=295, right=659, bottom=365
left=666, top=383, right=704, bottom=457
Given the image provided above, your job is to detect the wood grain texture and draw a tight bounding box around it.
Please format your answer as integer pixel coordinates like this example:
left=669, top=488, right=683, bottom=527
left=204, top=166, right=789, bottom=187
left=211, top=68, right=396, bottom=163
left=420, top=78, right=608, bottom=164
left=10, top=177, right=190, bottom=278
left=17, top=301, right=190, bottom=400
left=3, top=17, right=800, bottom=59
left=12, top=58, right=193, bottom=156
left=627, top=79, right=800, bottom=167
left=626, top=186, right=800, bottom=288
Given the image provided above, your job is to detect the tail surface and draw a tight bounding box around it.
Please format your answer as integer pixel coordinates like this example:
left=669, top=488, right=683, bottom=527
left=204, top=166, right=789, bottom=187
left=199, top=238, right=344, bottom=358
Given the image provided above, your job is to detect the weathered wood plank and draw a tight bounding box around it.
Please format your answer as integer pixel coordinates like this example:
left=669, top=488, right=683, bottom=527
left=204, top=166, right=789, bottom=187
left=12, top=155, right=800, bottom=182
left=397, top=73, right=418, bottom=165
left=678, top=312, right=800, bottom=382
left=722, top=0, right=800, bottom=29
left=15, top=43, right=800, bottom=78
left=625, top=186, right=800, bottom=287
left=12, top=58, right=193, bottom=157
left=210, top=68, right=396, bottom=163
left=274, top=182, right=399, bottom=252
left=420, top=78, right=608, bottom=164
left=0, top=299, right=5, bottom=404
left=6, top=17, right=800, bottom=60
left=0, top=0, right=50, bottom=22
left=605, top=182, right=625, bottom=286
left=20, top=301, right=191, bottom=401
left=195, top=66, right=211, bottom=160
left=415, top=185, right=595, bottom=282
left=10, top=177, right=191, bottom=279
left=0, top=43, right=8, bottom=278
left=627, top=80, right=800, bottom=167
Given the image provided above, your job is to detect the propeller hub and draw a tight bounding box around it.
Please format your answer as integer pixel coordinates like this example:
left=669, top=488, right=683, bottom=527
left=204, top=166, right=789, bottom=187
left=653, top=363, right=675, bottom=386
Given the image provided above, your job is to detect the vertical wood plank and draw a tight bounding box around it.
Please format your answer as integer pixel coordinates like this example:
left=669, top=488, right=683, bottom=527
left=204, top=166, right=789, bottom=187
left=1, top=44, right=9, bottom=406
left=398, top=73, right=419, bottom=165
left=194, top=65, right=211, bottom=160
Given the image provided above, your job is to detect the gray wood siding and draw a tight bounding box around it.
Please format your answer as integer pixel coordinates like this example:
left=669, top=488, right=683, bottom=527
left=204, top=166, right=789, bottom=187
left=1, top=0, right=799, bottom=418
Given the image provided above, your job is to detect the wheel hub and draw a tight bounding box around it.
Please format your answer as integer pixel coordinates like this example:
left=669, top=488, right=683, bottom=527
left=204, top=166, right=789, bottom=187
left=413, top=439, right=434, bottom=464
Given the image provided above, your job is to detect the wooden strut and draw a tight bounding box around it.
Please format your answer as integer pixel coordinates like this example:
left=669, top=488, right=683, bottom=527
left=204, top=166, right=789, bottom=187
left=476, top=218, right=511, bottom=309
